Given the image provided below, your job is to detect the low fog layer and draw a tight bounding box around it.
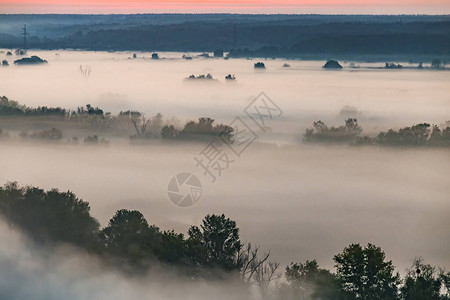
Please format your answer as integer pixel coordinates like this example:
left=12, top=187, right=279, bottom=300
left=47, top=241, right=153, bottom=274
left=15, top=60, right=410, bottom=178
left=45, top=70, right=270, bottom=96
left=1, top=50, right=449, bottom=131
left=0, top=220, right=251, bottom=300
left=1, top=50, right=449, bottom=297
left=0, top=142, right=448, bottom=272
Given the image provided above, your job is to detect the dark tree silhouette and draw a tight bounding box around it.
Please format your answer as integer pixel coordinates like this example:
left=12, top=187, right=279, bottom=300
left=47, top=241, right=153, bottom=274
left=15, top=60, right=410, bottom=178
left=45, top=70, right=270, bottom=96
left=284, top=259, right=340, bottom=300
left=187, top=214, right=242, bottom=271
left=161, top=125, right=179, bottom=139
left=431, top=59, right=443, bottom=69
left=401, top=258, right=449, bottom=300
left=334, top=243, right=400, bottom=300
left=177, top=117, right=233, bottom=141
left=304, top=118, right=362, bottom=143
left=100, top=209, right=162, bottom=264
left=0, top=182, right=99, bottom=249
left=238, top=243, right=280, bottom=297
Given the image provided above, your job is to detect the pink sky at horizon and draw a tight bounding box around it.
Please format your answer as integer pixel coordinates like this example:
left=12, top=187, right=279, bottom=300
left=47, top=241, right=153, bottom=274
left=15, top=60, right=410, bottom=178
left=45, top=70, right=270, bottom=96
left=1, top=0, right=449, bottom=14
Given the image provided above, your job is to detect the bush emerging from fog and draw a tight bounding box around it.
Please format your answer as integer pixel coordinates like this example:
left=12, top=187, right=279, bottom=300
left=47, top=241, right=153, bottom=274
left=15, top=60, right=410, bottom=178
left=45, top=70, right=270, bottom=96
left=28, top=128, right=63, bottom=141
left=304, top=118, right=362, bottom=144
left=161, top=117, right=234, bottom=142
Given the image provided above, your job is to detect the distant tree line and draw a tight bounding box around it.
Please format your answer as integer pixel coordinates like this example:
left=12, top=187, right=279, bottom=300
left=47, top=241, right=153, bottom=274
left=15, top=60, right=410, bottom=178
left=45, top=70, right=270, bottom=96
left=0, top=97, right=233, bottom=143
left=304, top=119, right=450, bottom=147
left=2, top=96, right=449, bottom=147
left=0, top=182, right=449, bottom=299
left=0, top=96, right=66, bottom=117
left=1, top=17, right=449, bottom=56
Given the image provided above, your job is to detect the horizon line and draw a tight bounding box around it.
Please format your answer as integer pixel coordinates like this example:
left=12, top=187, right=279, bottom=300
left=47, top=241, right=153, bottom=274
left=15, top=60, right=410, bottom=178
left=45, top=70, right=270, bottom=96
left=1, top=12, right=450, bottom=15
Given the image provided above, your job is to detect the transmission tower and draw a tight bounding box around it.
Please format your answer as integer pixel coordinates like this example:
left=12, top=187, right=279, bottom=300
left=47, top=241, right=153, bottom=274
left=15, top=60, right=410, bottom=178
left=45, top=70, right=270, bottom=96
left=21, top=24, right=29, bottom=50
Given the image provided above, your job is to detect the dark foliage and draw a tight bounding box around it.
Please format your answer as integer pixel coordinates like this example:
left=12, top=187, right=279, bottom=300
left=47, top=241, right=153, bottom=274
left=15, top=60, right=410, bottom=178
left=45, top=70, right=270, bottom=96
left=28, top=128, right=63, bottom=141
left=185, top=73, right=216, bottom=80
left=100, top=209, right=162, bottom=267
left=254, top=62, right=266, bottom=69
left=0, top=96, right=66, bottom=117
left=0, top=182, right=449, bottom=298
left=334, top=243, right=400, bottom=300
left=284, top=259, right=340, bottom=299
left=323, top=60, right=342, bottom=69
left=187, top=214, right=242, bottom=272
left=174, top=117, right=234, bottom=142
left=376, top=123, right=450, bottom=147
left=304, top=120, right=450, bottom=147
left=401, top=258, right=450, bottom=300
left=14, top=55, right=47, bottom=65
left=0, top=182, right=100, bottom=248
left=304, top=118, right=362, bottom=143
left=385, top=62, right=403, bottom=69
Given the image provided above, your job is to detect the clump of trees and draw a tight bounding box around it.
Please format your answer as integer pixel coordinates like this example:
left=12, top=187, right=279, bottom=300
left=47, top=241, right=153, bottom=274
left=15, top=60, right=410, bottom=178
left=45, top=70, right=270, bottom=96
left=431, top=59, right=443, bottom=69
left=0, top=96, right=66, bottom=117
left=323, top=60, right=342, bottom=69
left=304, top=119, right=450, bottom=147
left=161, top=117, right=234, bottom=142
left=0, top=182, right=99, bottom=248
left=254, top=62, right=266, bottom=69
left=0, top=182, right=274, bottom=282
left=26, top=128, right=63, bottom=141
left=84, top=135, right=109, bottom=145
left=129, top=112, right=164, bottom=140
left=225, top=74, right=236, bottom=80
left=0, top=182, right=449, bottom=299
left=185, top=74, right=216, bottom=80
left=385, top=62, right=403, bottom=69
left=14, top=55, right=47, bottom=65
left=304, top=118, right=362, bottom=143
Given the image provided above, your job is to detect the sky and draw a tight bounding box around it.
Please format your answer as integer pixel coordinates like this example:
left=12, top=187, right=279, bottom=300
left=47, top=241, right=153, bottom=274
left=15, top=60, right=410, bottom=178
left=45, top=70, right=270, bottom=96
left=0, top=0, right=449, bottom=14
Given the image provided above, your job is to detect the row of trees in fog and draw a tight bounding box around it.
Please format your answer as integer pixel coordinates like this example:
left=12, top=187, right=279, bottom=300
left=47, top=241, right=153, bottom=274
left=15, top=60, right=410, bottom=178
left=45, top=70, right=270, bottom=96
left=304, top=118, right=450, bottom=147
left=0, top=182, right=449, bottom=299
left=1, top=96, right=449, bottom=147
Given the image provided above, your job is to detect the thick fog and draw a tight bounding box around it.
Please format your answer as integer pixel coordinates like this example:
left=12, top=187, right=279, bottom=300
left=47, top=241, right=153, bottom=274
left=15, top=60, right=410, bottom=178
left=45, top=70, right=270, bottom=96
left=0, top=50, right=449, bottom=286
left=0, top=220, right=252, bottom=300
left=0, top=141, right=449, bottom=273
left=1, top=50, right=449, bottom=132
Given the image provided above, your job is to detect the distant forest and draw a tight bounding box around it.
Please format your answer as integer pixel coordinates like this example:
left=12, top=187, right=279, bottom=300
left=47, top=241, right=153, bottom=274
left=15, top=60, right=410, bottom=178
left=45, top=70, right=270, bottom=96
left=0, top=14, right=449, bottom=58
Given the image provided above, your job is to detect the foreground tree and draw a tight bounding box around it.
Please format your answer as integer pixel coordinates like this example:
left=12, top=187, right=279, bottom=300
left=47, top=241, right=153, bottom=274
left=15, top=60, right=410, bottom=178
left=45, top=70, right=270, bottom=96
left=401, top=258, right=449, bottom=300
left=283, top=259, right=339, bottom=300
left=187, top=214, right=242, bottom=271
left=100, top=209, right=162, bottom=265
left=334, top=243, right=400, bottom=300
left=0, top=182, right=99, bottom=249
left=239, top=243, right=280, bottom=298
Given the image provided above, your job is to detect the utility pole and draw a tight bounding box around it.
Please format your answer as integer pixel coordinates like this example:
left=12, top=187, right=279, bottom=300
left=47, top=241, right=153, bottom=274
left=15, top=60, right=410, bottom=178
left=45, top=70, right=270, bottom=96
left=21, top=24, right=29, bottom=50
left=232, top=24, right=237, bottom=50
